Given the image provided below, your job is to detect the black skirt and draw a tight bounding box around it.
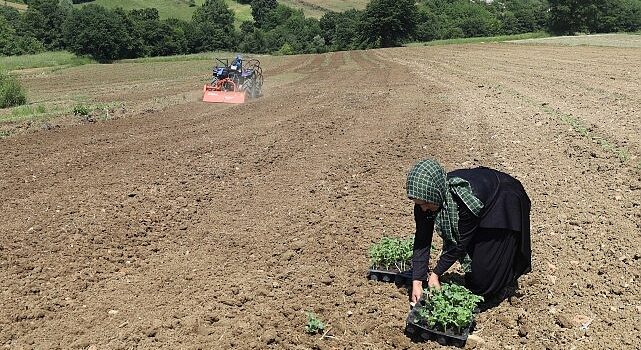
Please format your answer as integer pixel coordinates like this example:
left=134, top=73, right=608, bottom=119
left=464, top=228, right=522, bottom=297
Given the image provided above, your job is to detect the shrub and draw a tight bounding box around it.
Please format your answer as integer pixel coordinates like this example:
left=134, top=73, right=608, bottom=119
left=278, top=42, right=294, bottom=55
left=73, top=103, right=90, bottom=116
left=0, top=71, right=27, bottom=108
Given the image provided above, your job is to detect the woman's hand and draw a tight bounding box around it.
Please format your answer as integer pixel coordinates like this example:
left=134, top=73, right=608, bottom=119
left=428, top=272, right=441, bottom=290
left=411, top=280, right=423, bottom=305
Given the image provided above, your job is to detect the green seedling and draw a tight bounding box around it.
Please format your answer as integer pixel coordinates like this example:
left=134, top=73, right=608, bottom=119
left=73, top=103, right=90, bottom=116
left=305, top=312, right=325, bottom=334
left=368, top=236, right=413, bottom=271
left=413, top=283, right=483, bottom=334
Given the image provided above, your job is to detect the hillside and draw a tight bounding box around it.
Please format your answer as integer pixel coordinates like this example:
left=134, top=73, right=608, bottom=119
left=76, top=0, right=367, bottom=21
left=83, top=0, right=252, bottom=22
left=278, top=0, right=368, bottom=18
left=2, top=1, right=27, bottom=12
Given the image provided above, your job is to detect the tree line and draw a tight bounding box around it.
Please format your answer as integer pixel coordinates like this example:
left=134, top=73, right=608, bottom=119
left=1, top=0, right=640, bottom=61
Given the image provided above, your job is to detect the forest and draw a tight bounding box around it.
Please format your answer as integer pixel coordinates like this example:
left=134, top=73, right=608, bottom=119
left=0, top=0, right=640, bottom=61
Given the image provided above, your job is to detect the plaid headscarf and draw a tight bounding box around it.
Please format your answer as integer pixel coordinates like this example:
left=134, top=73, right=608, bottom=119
left=406, top=159, right=484, bottom=272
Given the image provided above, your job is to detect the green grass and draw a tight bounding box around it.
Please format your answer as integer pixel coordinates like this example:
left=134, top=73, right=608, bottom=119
left=118, top=51, right=234, bottom=63
left=0, top=51, right=95, bottom=71
left=0, top=104, right=59, bottom=123
left=279, top=0, right=368, bottom=18
left=511, top=33, right=641, bottom=48
left=406, top=32, right=550, bottom=47
left=2, top=104, right=48, bottom=122
left=2, top=1, right=27, bottom=11
left=0, top=102, right=120, bottom=124
left=227, top=0, right=252, bottom=23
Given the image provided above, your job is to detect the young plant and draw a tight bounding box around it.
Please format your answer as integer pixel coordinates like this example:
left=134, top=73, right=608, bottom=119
left=413, top=283, right=483, bottom=334
left=368, top=236, right=413, bottom=271
left=305, top=312, right=325, bottom=334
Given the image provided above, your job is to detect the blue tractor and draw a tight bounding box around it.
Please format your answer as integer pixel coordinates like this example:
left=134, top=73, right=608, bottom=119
left=204, top=55, right=264, bottom=103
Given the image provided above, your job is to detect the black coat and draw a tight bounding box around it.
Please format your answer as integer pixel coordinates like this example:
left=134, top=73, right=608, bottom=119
left=412, top=167, right=532, bottom=281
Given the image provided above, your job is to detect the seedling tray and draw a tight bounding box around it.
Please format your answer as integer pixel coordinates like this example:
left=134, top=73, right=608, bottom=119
left=404, top=301, right=475, bottom=348
left=367, top=267, right=412, bottom=285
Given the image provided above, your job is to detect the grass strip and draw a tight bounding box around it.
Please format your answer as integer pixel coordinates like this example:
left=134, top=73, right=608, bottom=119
left=0, top=51, right=94, bottom=71
left=405, top=32, right=550, bottom=47
left=117, top=51, right=235, bottom=64
left=0, top=102, right=121, bottom=124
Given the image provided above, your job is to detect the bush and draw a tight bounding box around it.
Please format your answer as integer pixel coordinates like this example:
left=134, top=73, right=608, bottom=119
left=0, top=72, right=27, bottom=108
left=278, top=42, right=294, bottom=55
left=73, top=103, right=90, bottom=116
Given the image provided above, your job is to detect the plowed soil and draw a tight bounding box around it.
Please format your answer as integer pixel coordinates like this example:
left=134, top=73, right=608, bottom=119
left=2, top=43, right=640, bottom=350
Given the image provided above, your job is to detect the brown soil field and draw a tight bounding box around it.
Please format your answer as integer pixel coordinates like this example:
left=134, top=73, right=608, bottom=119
left=1, top=43, right=640, bottom=349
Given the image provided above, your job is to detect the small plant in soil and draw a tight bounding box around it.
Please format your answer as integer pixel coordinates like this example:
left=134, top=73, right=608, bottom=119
left=305, top=312, right=325, bottom=334
left=368, top=236, right=413, bottom=271
left=413, top=283, right=483, bottom=335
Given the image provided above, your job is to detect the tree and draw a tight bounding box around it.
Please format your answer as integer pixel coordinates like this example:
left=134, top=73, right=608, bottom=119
left=129, top=8, right=162, bottom=56
left=548, top=0, right=598, bottom=34
left=22, top=0, right=69, bottom=49
left=445, top=0, right=501, bottom=37
left=154, top=19, right=189, bottom=56
left=594, top=0, right=641, bottom=32
left=0, top=16, right=18, bottom=55
left=549, top=0, right=641, bottom=34
left=488, top=0, right=549, bottom=34
left=190, top=0, right=237, bottom=51
left=320, top=10, right=362, bottom=50
left=63, top=5, right=142, bottom=62
left=414, top=4, right=451, bottom=41
left=260, top=7, right=324, bottom=53
left=250, top=0, right=277, bottom=27
left=238, top=20, right=268, bottom=53
left=360, top=0, right=418, bottom=47
left=0, top=8, right=44, bottom=55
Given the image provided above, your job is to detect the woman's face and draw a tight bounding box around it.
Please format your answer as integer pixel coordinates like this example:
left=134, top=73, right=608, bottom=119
left=412, top=198, right=439, bottom=213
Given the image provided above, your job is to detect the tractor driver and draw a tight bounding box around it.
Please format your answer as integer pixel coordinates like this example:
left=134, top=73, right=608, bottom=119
left=231, top=55, right=243, bottom=72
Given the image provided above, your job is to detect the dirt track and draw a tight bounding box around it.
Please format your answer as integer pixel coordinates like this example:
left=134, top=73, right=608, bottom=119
left=1, top=44, right=641, bottom=349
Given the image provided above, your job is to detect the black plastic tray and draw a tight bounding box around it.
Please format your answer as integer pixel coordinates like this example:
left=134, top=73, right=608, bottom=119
left=367, top=267, right=412, bottom=285
left=404, top=301, right=475, bottom=347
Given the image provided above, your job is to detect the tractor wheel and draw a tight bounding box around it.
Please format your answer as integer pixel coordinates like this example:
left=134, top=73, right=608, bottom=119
left=242, top=79, right=255, bottom=99
left=254, top=75, right=263, bottom=97
left=255, top=80, right=262, bottom=97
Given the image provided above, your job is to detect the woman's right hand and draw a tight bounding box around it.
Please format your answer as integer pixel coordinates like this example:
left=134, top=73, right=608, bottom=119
left=411, top=280, right=423, bottom=305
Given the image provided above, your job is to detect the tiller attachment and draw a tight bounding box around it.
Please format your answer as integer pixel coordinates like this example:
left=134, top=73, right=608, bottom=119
left=202, top=78, right=245, bottom=104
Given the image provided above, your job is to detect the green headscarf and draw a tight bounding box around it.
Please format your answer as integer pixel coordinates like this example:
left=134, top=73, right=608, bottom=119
left=406, top=159, right=484, bottom=272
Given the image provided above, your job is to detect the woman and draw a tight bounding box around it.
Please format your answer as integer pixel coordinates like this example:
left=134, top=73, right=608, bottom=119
left=406, top=159, right=531, bottom=304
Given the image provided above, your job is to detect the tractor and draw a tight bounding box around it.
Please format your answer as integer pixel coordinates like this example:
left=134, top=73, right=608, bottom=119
left=202, top=55, right=263, bottom=104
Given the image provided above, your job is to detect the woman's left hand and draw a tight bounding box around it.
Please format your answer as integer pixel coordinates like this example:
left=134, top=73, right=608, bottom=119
left=428, top=272, right=441, bottom=290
